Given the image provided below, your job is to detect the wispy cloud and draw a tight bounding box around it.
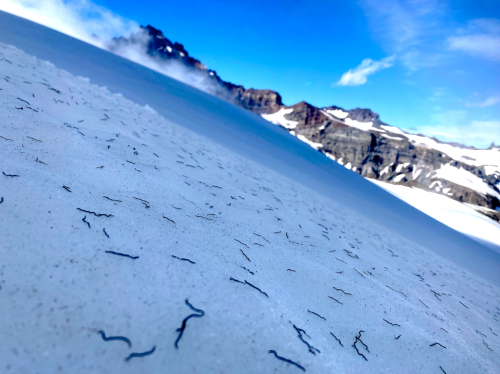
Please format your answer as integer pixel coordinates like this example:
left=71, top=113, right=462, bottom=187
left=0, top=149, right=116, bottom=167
left=448, top=19, right=500, bottom=61
left=0, top=0, right=138, bottom=48
left=337, top=56, right=395, bottom=86
left=359, top=0, right=447, bottom=71
left=466, top=96, right=500, bottom=108
left=410, top=110, right=500, bottom=148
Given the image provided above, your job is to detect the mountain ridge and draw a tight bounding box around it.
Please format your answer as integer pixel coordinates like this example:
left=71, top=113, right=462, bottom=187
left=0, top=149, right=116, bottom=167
left=106, top=24, right=500, bottom=223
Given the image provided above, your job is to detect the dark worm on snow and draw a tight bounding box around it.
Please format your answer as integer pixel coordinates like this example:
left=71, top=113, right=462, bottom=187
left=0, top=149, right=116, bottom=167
left=125, top=346, right=156, bottom=362
left=98, top=330, right=132, bottom=348
left=268, top=350, right=305, bottom=372
left=172, top=255, right=195, bottom=264
left=3, top=172, right=20, bottom=177
left=105, top=251, right=139, bottom=260
left=77, top=208, right=113, bottom=217
left=82, top=215, right=91, bottom=228
left=174, top=299, right=205, bottom=349
left=103, top=228, right=109, bottom=238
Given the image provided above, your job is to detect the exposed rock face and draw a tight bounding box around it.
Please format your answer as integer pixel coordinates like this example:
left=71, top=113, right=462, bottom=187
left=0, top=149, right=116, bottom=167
left=108, top=24, right=500, bottom=222
left=107, top=26, right=282, bottom=114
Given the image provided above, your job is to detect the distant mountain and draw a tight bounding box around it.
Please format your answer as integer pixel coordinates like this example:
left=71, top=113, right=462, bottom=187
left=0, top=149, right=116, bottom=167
left=107, top=25, right=500, bottom=222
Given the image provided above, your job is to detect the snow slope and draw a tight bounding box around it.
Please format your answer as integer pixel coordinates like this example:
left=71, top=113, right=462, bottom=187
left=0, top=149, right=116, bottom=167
left=370, top=180, right=500, bottom=250
left=1, top=11, right=500, bottom=373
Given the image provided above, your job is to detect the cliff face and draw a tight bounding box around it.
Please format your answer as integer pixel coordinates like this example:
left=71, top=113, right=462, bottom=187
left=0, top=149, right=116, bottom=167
left=107, top=25, right=500, bottom=222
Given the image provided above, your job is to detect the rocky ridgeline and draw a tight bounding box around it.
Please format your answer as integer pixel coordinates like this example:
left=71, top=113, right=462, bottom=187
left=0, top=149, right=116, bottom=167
left=108, top=25, right=500, bottom=222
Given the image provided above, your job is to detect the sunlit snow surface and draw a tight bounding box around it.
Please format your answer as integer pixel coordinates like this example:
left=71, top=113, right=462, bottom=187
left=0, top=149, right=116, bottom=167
left=370, top=180, right=500, bottom=249
left=1, top=41, right=500, bottom=374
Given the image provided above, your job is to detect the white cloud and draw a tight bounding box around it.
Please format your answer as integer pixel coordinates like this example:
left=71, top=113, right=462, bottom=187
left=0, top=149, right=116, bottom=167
left=466, top=96, right=500, bottom=108
left=448, top=19, right=500, bottom=61
left=336, top=56, right=395, bottom=86
left=0, top=0, right=139, bottom=48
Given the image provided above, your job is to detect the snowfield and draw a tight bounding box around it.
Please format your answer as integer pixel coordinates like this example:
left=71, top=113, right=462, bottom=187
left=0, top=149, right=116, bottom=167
left=1, top=12, right=500, bottom=374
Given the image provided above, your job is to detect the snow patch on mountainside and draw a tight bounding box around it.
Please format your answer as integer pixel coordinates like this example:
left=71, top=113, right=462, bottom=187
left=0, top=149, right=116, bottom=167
left=370, top=179, right=500, bottom=249
left=261, top=108, right=298, bottom=129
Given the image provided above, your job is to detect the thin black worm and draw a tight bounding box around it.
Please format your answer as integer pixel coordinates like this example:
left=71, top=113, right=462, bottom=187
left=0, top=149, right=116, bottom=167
left=105, top=251, right=139, bottom=260
left=328, top=296, right=343, bottom=305
left=333, top=287, right=351, bottom=295
left=230, top=278, right=268, bottom=297
left=82, top=215, right=91, bottom=228
left=430, top=342, right=446, bottom=348
left=163, top=216, right=176, bottom=224
left=77, top=208, right=113, bottom=217
left=63, top=186, right=71, bottom=192
left=268, top=350, right=305, bottom=372
left=383, top=319, right=400, bottom=327
left=0, top=197, right=3, bottom=204
left=172, top=255, right=195, bottom=264
left=240, top=249, right=251, bottom=262
left=3, top=172, right=20, bottom=177
left=395, top=335, right=401, bottom=340
left=154, top=153, right=159, bottom=158
left=440, top=366, right=447, bottom=374
left=308, top=310, right=326, bottom=320
left=241, top=266, right=254, bottom=275
left=98, top=330, right=132, bottom=348
left=331, top=332, right=343, bottom=347
left=103, top=196, right=121, bottom=202
left=174, top=299, right=205, bottom=349
left=103, top=228, right=109, bottom=238
left=125, top=346, right=156, bottom=362
left=294, top=324, right=320, bottom=355
left=352, top=330, right=368, bottom=361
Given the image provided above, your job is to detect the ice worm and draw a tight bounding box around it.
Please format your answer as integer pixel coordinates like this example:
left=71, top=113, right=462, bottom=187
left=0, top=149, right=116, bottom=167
left=125, top=346, right=156, bottom=362
left=103, top=196, right=121, bottom=202
left=17, top=97, right=30, bottom=105
left=0, top=197, right=3, bottom=204
left=126, top=160, right=135, bottom=164
left=154, top=153, right=159, bottom=157
left=77, top=208, right=113, bottom=217
left=63, top=186, right=71, bottom=192
left=101, top=114, right=110, bottom=121
left=333, top=287, right=351, bottom=295
left=171, top=206, right=182, bottom=210
left=16, top=107, right=23, bottom=110
left=386, top=286, right=407, bottom=298
left=212, top=185, right=222, bottom=189
left=195, top=215, right=212, bottom=220
left=253, top=243, right=263, bottom=247
left=419, top=300, right=429, bottom=308
left=335, top=257, right=347, bottom=264
left=96, top=165, right=104, bottom=169
left=105, top=251, right=139, bottom=260
left=352, top=330, right=369, bottom=361
left=328, top=296, right=343, bottom=305
left=268, top=350, right=305, bottom=372
left=0, top=136, right=13, bottom=141
left=336, top=271, right=343, bottom=274
left=323, top=235, right=330, bottom=240
left=329, top=250, right=336, bottom=252
left=430, top=342, right=446, bottom=348
left=172, top=255, right=195, bottom=264
left=293, top=324, right=320, bottom=355
left=351, top=266, right=365, bottom=277
left=440, top=366, right=447, bottom=374
left=3, top=172, right=20, bottom=177
left=395, top=335, right=401, bottom=340
left=331, top=332, right=343, bottom=347
left=230, top=278, right=268, bottom=297
left=98, top=330, right=131, bottom=348
left=241, top=266, right=254, bottom=275
left=78, top=131, right=84, bottom=136
left=163, top=216, right=176, bottom=224
left=82, top=215, right=91, bottom=228
left=274, top=231, right=281, bottom=234
left=240, top=249, right=251, bottom=262
left=27, top=136, right=42, bottom=142
left=27, top=107, right=38, bottom=112
left=383, top=319, right=400, bottom=327
left=103, top=228, right=109, bottom=238
left=441, top=328, right=448, bottom=333
left=287, top=269, right=296, bottom=272
left=308, top=310, right=326, bottom=320
left=459, top=301, right=469, bottom=309
left=174, top=299, right=205, bottom=349
left=235, top=239, right=249, bottom=248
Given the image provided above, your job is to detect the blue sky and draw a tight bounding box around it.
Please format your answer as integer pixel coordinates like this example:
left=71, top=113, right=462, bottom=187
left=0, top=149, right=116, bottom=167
left=3, top=0, right=499, bottom=148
